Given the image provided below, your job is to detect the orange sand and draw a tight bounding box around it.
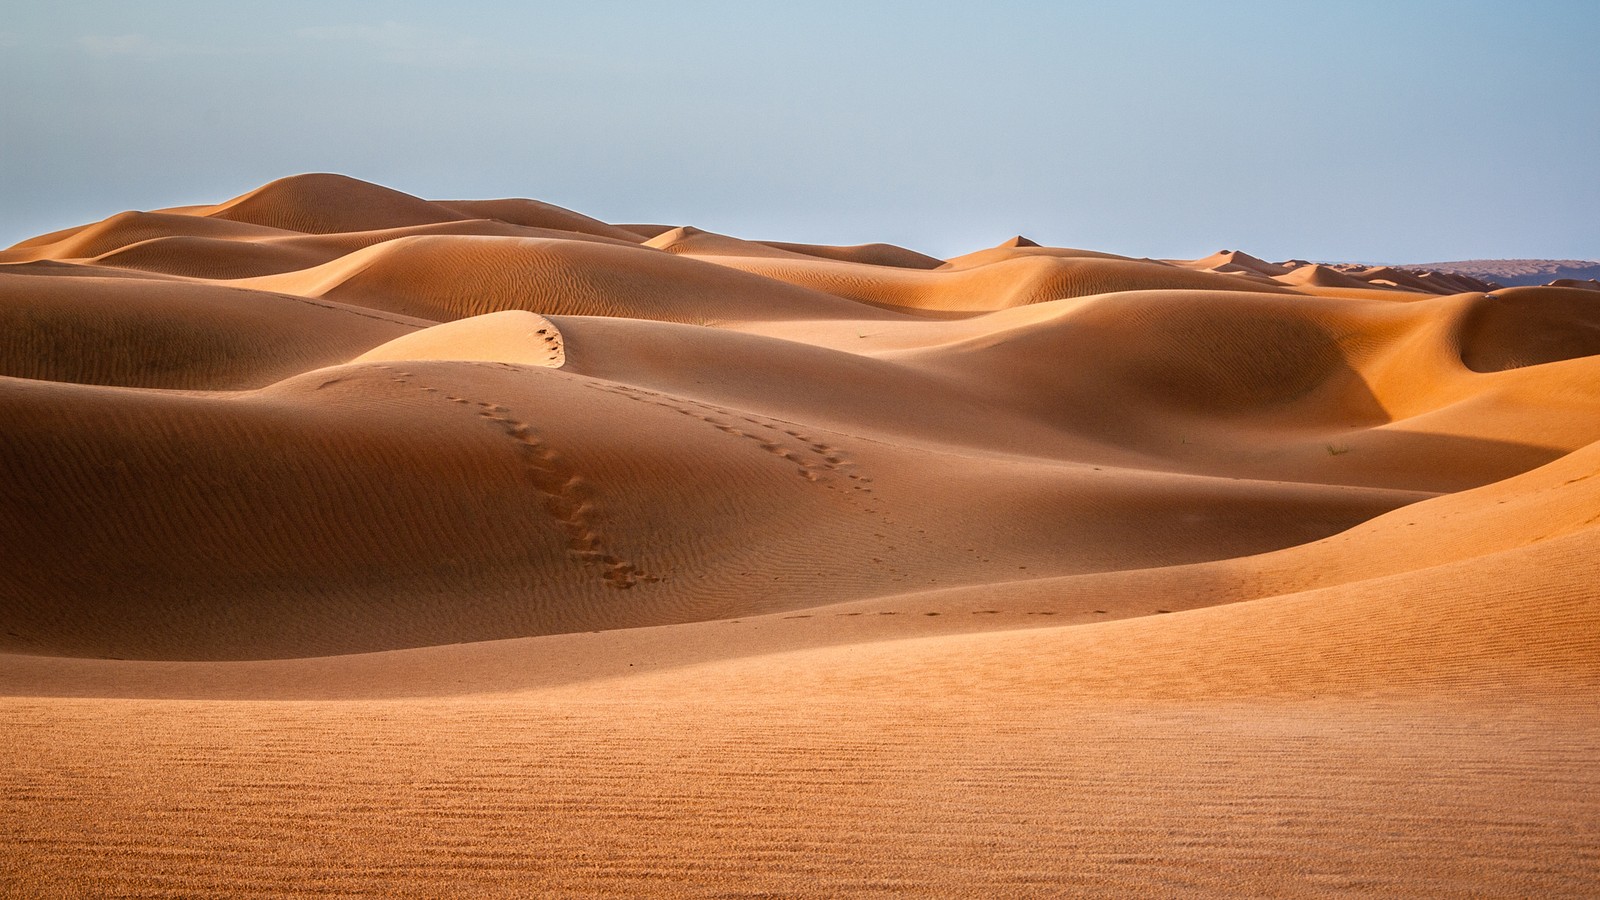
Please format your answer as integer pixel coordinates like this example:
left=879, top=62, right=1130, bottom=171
left=3, top=174, right=1598, bottom=897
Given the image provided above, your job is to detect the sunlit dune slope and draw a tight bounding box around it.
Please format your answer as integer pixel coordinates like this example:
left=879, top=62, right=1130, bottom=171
left=4, top=173, right=1600, bottom=898
left=353, top=310, right=568, bottom=368
left=0, top=356, right=1418, bottom=660
left=5, top=427, right=1596, bottom=700
left=436, top=196, right=647, bottom=242
left=233, top=233, right=898, bottom=324
left=761, top=238, right=944, bottom=269
left=201, top=172, right=472, bottom=234
left=683, top=250, right=1295, bottom=312
left=86, top=219, right=643, bottom=280
left=1, top=210, right=296, bottom=261
left=2, top=172, right=1599, bottom=669
left=0, top=268, right=424, bottom=389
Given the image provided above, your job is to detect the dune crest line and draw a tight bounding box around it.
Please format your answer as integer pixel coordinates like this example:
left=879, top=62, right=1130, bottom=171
left=3, top=174, right=1599, bottom=897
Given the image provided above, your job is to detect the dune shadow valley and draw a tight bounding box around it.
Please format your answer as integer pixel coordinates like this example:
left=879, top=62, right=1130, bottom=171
left=4, top=173, right=1600, bottom=897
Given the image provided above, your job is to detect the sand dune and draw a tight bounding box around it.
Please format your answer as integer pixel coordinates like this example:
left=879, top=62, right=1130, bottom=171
left=203, top=172, right=473, bottom=234
left=759, top=238, right=944, bottom=269
left=1458, top=285, right=1600, bottom=372
left=678, top=251, right=1294, bottom=313
left=943, top=237, right=1137, bottom=268
left=435, top=196, right=647, bottom=242
left=1177, top=250, right=1497, bottom=298
left=0, top=354, right=1424, bottom=660
left=0, top=209, right=296, bottom=262
left=233, top=233, right=894, bottom=324
left=644, top=224, right=815, bottom=259
left=0, top=268, right=423, bottom=389
left=1180, top=248, right=1291, bottom=278
left=1273, top=261, right=1371, bottom=289
left=3, top=174, right=1598, bottom=897
left=87, top=218, right=643, bottom=280
left=1552, top=277, right=1600, bottom=291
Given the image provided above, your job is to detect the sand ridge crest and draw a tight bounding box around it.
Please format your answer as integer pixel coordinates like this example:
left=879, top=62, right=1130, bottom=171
left=3, top=174, right=1599, bottom=896
left=4, top=173, right=1599, bottom=663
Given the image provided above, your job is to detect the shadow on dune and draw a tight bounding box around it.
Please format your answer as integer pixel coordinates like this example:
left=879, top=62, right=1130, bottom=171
left=0, top=362, right=1562, bottom=663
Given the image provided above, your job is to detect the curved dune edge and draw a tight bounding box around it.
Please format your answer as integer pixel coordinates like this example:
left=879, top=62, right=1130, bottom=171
left=4, top=173, right=1600, bottom=670
left=5, top=174, right=1600, bottom=898
left=0, top=358, right=1432, bottom=661
left=354, top=310, right=567, bottom=368
left=4, top=430, right=1596, bottom=699
left=5, top=459, right=1600, bottom=896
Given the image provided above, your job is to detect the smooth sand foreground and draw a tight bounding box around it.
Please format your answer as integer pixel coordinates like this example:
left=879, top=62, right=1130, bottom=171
left=3, top=174, right=1598, bottom=897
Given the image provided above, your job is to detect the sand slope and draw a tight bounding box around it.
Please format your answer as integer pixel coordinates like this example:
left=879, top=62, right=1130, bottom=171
left=3, top=175, right=1598, bottom=897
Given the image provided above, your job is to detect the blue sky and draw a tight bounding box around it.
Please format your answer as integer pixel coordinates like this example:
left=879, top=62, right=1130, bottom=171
left=2, top=1, right=1596, bottom=260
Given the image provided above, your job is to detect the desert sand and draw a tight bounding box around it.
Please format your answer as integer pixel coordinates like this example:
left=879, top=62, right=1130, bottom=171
left=3, top=174, right=1599, bottom=897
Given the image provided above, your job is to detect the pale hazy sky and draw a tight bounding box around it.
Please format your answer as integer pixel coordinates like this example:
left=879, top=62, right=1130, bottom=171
left=3, top=1, right=1596, bottom=261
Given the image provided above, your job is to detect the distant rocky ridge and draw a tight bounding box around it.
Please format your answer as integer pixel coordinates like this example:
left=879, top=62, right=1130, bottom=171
left=1181, top=250, right=1498, bottom=296
left=1303, top=260, right=1497, bottom=294
left=1184, top=251, right=1600, bottom=295
left=1397, top=259, right=1600, bottom=290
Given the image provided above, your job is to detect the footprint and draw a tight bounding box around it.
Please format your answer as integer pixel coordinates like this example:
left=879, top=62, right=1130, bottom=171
left=391, top=373, right=653, bottom=590
left=589, top=384, right=863, bottom=489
